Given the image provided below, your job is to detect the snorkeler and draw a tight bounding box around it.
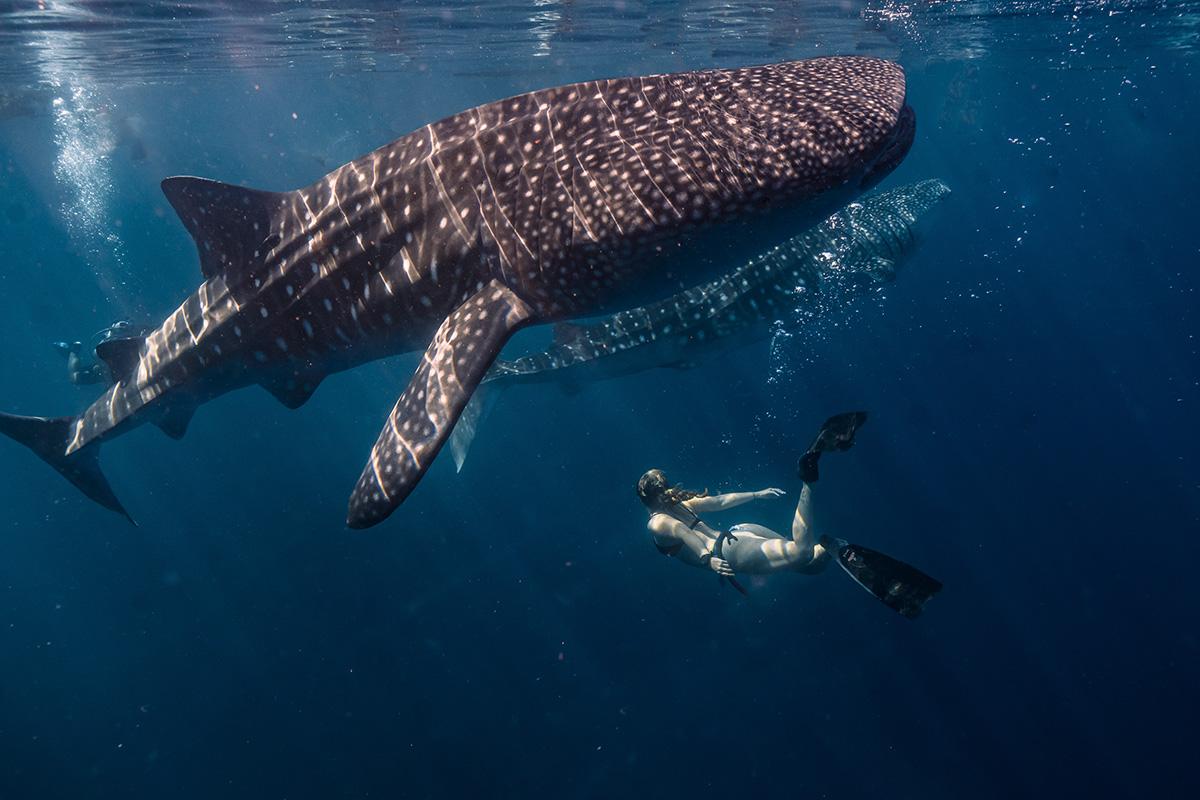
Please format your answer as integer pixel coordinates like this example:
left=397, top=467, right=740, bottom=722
left=52, top=341, right=109, bottom=385
left=638, top=412, right=942, bottom=618
left=53, top=320, right=148, bottom=387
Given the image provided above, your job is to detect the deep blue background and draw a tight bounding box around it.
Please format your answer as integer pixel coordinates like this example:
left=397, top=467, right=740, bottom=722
left=1, top=3, right=1197, bottom=798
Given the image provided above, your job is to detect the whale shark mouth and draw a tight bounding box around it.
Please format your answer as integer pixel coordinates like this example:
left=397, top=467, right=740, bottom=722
left=860, top=103, right=916, bottom=191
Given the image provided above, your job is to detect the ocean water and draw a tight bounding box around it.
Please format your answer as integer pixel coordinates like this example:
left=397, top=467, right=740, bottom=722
left=0, top=1, right=1197, bottom=798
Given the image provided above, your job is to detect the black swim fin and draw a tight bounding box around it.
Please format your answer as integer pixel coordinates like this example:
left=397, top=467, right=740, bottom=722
left=798, top=411, right=867, bottom=482
left=824, top=536, right=941, bottom=619
left=0, top=412, right=134, bottom=524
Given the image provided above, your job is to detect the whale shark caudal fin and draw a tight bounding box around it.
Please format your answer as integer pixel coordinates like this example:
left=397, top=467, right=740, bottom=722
left=0, top=413, right=134, bottom=524
left=160, top=176, right=285, bottom=291
left=347, top=280, right=535, bottom=528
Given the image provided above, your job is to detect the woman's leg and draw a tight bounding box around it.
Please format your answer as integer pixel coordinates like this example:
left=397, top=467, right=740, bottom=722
left=720, top=531, right=801, bottom=574
left=791, top=482, right=833, bottom=573
left=722, top=483, right=830, bottom=575
left=791, top=483, right=818, bottom=563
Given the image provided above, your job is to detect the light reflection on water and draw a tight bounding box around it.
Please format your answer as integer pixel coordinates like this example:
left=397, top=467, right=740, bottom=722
left=1, top=0, right=1196, bottom=87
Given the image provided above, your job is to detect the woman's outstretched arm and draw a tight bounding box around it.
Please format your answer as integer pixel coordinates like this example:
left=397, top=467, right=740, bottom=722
left=683, top=487, right=785, bottom=513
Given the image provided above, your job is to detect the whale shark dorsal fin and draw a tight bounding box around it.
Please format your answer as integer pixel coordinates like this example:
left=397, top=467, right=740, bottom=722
left=161, top=176, right=284, bottom=285
left=346, top=280, right=535, bottom=528
left=94, top=335, right=145, bottom=382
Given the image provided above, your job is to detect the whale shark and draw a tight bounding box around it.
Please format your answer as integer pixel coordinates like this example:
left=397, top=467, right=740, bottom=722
left=0, top=56, right=914, bottom=528
left=448, top=179, right=951, bottom=470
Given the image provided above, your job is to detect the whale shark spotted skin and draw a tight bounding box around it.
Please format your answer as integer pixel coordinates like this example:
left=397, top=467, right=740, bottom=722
left=497, top=179, right=948, bottom=381
left=448, top=179, right=950, bottom=470
left=0, top=56, right=914, bottom=528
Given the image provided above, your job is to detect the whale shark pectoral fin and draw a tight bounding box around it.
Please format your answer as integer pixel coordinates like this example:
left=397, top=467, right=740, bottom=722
left=448, top=385, right=488, bottom=474
left=346, top=280, right=535, bottom=528
left=449, top=369, right=511, bottom=473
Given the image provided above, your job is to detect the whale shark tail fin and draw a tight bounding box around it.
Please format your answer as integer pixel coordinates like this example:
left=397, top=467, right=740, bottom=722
left=0, top=413, right=134, bottom=524
left=347, top=280, right=535, bottom=529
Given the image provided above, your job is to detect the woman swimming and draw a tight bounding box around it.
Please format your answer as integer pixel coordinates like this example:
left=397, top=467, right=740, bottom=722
left=638, top=412, right=942, bottom=618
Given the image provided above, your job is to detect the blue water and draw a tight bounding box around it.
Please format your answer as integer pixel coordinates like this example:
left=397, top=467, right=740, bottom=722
left=1, top=2, right=1197, bottom=797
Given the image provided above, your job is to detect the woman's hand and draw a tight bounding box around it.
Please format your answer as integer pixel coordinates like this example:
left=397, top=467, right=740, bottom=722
left=754, top=487, right=786, bottom=499
left=709, top=556, right=734, bottom=577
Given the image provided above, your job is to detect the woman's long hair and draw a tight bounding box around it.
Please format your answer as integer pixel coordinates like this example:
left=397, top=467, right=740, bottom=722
left=637, top=469, right=707, bottom=519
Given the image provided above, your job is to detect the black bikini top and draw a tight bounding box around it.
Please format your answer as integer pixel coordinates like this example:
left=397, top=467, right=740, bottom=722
left=652, top=506, right=704, bottom=557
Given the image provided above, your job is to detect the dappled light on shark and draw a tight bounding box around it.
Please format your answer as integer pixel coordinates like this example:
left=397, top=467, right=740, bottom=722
left=0, top=55, right=914, bottom=529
